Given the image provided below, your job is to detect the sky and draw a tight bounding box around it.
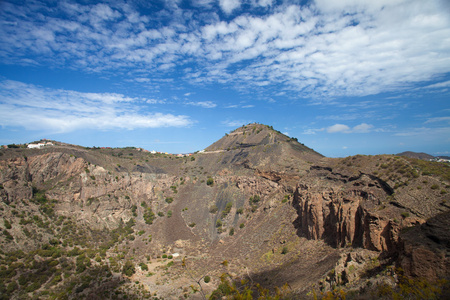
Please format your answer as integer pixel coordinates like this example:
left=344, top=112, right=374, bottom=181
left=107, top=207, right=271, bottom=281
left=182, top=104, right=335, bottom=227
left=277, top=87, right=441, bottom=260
left=0, top=0, right=449, bottom=157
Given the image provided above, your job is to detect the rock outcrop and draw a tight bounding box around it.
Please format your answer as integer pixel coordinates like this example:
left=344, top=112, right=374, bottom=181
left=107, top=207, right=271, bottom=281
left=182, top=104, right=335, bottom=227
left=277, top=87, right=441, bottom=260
left=292, top=165, right=429, bottom=256
left=398, top=211, right=450, bottom=280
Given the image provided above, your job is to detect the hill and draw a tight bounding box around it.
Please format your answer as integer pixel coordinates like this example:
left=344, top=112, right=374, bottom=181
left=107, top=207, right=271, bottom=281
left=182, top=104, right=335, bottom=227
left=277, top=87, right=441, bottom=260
left=0, top=124, right=449, bottom=299
left=396, top=151, right=435, bottom=160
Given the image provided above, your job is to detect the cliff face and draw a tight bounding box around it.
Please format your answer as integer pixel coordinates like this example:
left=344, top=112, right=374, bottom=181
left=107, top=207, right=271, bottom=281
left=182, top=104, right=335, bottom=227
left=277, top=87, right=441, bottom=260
left=293, top=176, right=403, bottom=254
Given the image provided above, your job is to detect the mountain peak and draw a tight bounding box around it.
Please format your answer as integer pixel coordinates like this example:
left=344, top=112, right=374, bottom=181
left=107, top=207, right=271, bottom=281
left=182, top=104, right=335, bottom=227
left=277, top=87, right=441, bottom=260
left=206, top=123, right=305, bottom=152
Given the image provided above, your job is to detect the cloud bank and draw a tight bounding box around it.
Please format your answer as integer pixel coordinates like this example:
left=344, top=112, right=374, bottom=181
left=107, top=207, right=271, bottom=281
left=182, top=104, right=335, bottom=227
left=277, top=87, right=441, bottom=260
left=0, top=0, right=449, bottom=99
left=0, top=80, right=192, bottom=133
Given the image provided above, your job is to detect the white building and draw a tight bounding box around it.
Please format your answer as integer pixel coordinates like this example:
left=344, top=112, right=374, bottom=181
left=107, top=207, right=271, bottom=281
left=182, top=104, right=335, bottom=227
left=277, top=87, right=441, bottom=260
left=27, top=142, right=54, bottom=149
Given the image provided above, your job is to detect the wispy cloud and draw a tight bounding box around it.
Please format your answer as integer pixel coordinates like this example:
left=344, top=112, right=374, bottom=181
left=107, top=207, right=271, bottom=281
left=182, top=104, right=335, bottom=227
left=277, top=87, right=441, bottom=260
left=394, top=127, right=450, bottom=138
left=222, top=119, right=252, bottom=127
left=305, top=123, right=374, bottom=134
left=425, top=116, right=450, bottom=124
left=186, top=101, right=217, bottom=108
left=0, top=0, right=448, bottom=99
left=0, top=80, right=192, bottom=133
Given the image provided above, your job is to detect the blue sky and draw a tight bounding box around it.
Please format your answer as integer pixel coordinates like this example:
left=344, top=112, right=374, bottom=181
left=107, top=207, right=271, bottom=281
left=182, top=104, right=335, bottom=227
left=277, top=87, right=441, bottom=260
left=0, top=0, right=449, bottom=157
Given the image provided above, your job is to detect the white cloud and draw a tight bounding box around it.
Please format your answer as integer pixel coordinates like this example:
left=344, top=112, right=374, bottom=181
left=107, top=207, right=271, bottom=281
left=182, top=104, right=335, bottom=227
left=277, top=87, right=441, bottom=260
left=352, top=123, right=373, bottom=133
left=423, top=80, right=450, bottom=89
left=0, top=0, right=449, bottom=99
left=302, top=129, right=319, bottom=135
left=327, top=124, right=351, bottom=133
left=219, top=0, right=241, bottom=14
left=186, top=101, right=217, bottom=108
left=425, top=116, right=450, bottom=124
left=326, top=123, right=374, bottom=133
left=222, top=119, right=251, bottom=127
left=394, top=127, right=450, bottom=138
left=0, top=80, right=192, bottom=133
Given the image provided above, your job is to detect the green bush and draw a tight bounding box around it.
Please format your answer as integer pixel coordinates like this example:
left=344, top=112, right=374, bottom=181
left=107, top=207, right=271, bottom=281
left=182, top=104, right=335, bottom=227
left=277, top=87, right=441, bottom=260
left=221, top=202, right=233, bottom=217
left=204, top=275, right=211, bottom=283
left=143, top=208, right=156, bottom=224
left=4, top=219, right=11, bottom=229
left=165, top=197, right=173, bottom=204
left=206, top=177, right=214, bottom=186
left=216, top=219, right=222, bottom=228
left=3, top=229, right=13, bottom=241
left=139, top=262, right=148, bottom=271
left=122, top=260, right=135, bottom=276
left=281, top=246, right=288, bottom=254
left=209, top=205, right=218, bottom=214
left=249, top=195, right=260, bottom=204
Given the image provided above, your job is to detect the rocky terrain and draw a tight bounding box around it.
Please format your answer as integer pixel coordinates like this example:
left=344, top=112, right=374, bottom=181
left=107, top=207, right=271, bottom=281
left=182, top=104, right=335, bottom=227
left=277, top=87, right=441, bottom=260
left=0, top=123, right=449, bottom=299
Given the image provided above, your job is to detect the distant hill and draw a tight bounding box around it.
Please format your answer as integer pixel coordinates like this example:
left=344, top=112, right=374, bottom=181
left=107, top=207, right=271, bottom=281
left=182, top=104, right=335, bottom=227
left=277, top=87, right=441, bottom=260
left=396, top=151, right=435, bottom=160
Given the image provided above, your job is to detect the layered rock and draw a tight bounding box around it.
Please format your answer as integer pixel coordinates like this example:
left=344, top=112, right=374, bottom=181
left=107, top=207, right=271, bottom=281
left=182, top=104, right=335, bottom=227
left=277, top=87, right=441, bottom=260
left=293, top=184, right=401, bottom=253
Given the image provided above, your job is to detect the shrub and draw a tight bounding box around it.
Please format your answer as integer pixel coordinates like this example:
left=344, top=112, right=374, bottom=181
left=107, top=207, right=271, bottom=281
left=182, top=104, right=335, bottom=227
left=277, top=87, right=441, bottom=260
left=158, top=212, right=164, bottom=217
left=4, top=219, right=12, bottom=229
left=143, top=208, right=156, bottom=224
left=431, top=184, right=439, bottom=190
left=206, top=177, right=214, bottom=186
left=216, top=219, right=222, bottom=228
left=249, top=195, right=260, bottom=204
left=204, top=275, right=211, bottom=283
left=221, top=202, right=233, bottom=217
left=229, top=228, right=234, bottom=236
left=139, top=262, right=148, bottom=271
left=209, top=205, right=218, bottom=214
left=122, top=260, right=136, bottom=276
left=188, top=222, right=196, bottom=227
left=3, top=229, right=13, bottom=240
left=281, top=246, right=288, bottom=254
left=165, top=197, right=173, bottom=204
left=239, top=223, right=245, bottom=229
left=131, top=205, right=137, bottom=216
left=167, top=210, right=172, bottom=218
